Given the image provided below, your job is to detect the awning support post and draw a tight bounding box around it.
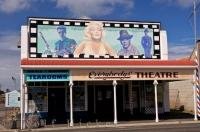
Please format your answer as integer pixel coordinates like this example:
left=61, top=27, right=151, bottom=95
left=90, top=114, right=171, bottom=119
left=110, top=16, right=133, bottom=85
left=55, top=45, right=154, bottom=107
left=153, top=80, right=159, bottom=122
left=113, top=80, right=118, bottom=125
left=69, top=80, right=74, bottom=126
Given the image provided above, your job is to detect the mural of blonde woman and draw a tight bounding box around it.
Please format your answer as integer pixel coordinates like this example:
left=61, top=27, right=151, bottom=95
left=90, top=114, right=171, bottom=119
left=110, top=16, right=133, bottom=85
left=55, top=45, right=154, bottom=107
left=74, top=21, right=116, bottom=57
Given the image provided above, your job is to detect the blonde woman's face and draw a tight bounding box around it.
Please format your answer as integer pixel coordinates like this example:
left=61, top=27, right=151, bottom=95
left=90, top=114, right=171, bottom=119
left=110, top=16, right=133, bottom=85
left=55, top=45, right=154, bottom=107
left=89, top=25, right=102, bottom=41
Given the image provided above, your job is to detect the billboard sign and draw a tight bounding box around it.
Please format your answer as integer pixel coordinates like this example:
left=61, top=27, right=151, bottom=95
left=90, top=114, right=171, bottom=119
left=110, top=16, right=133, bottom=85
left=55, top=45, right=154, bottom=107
left=28, top=18, right=161, bottom=59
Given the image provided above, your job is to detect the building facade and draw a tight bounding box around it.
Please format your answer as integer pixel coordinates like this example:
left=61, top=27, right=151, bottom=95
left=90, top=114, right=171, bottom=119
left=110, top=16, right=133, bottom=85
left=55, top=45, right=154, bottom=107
left=5, top=90, right=20, bottom=108
left=20, top=18, right=197, bottom=129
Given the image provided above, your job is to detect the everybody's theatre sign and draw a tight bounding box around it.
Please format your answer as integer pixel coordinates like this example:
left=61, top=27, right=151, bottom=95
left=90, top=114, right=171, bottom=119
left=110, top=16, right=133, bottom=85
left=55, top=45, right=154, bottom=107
left=72, top=70, right=192, bottom=81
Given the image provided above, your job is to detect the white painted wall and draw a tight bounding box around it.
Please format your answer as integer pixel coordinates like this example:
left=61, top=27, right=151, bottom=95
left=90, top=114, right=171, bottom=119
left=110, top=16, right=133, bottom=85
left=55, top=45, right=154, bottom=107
left=21, top=26, right=28, bottom=59
left=160, top=30, right=168, bottom=60
left=168, top=80, right=194, bottom=113
left=5, top=90, right=20, bottom=107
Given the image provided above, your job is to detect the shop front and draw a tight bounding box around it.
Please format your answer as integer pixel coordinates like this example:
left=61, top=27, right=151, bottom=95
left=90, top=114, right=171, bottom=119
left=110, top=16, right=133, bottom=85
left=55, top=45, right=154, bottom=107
left=20, top=59, right=196, bottom=126
left=20, top=18, right=197, bottom=129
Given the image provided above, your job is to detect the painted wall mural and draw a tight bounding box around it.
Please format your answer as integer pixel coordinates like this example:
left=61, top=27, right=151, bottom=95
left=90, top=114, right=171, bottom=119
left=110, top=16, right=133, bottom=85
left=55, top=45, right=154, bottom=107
left=29, top=18, right=160, bottom=59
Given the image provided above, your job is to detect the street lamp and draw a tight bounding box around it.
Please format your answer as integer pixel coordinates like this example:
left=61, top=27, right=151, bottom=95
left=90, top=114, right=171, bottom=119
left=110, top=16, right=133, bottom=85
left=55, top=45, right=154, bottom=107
left=11, top=76, right=16, bottom=90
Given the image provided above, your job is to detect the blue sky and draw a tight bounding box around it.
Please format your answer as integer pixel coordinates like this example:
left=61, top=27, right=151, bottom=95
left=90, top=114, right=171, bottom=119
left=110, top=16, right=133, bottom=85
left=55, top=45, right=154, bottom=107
left=0, top=0, right=199, bottom=91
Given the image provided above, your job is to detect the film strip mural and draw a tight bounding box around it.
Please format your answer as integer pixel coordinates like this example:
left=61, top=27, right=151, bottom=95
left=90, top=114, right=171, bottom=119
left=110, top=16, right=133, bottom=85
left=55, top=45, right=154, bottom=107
left=28, top=18, right=161, bottom=59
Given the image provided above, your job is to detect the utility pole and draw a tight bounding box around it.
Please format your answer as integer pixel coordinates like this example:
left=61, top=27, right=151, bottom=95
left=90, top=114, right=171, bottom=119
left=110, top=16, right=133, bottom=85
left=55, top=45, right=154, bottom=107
left=189, top=0, right=200, bottom=43
left=194, top=1, right=197, bottom=45
left=193, top=0, right=199, bottom=120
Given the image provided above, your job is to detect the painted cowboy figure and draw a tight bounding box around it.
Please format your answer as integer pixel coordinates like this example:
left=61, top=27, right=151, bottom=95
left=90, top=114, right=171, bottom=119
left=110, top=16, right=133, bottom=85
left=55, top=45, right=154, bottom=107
left=55, top=26, right=77, bottom=56
left=141, top=28, right=152, bottom=58
left=117, top=30, right=139, bottom=56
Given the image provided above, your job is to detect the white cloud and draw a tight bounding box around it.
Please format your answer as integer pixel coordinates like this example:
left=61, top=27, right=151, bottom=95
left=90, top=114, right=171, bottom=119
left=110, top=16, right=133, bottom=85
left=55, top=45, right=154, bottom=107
left=0, top=0, right=134, bottom=15
left=0, top=56, right=20, bottom=91
left=53, top=0, right=134, bottom=17
left=79, top=16, right=92, bottom=19
left=0, top=31, right=20, bottom=51
left=153, top=0, right=199, bottom=8
left=168, top=44, right=194, bottom=59
left=0, top=31, right=20, bottom=91
left=0, top=0, right=32, bottom=13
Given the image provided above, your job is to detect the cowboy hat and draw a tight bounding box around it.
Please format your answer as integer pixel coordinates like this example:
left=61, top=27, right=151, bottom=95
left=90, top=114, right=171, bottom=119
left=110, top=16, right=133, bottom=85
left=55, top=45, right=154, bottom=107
left=117, top=30, right=133, bottom=40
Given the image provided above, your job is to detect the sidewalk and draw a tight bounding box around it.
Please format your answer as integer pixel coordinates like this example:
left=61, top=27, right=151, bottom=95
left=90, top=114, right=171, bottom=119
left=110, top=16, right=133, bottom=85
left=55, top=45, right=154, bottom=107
left=0, top=124, right=14, bottom=132
left=3, top=119, right=200, bottom=132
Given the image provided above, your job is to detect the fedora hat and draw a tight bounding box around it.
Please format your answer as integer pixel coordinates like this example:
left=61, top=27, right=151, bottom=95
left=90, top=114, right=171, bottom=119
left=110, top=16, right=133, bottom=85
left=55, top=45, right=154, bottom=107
left=117, top=30, right=133, bottom=40
left=144, top=28, right=149, bottom=32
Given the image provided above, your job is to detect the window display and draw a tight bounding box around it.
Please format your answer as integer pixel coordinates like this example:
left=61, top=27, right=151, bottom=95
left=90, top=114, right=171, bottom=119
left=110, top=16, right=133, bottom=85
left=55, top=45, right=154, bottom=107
left=28, top=87, right=48, bottom=112
left=65, top=82, right=87, bottom=111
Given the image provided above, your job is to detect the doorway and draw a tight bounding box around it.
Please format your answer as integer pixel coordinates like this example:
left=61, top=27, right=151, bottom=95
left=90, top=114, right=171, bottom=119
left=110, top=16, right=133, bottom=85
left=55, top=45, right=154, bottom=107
left=48, top=88, right=66, bottom=123
left=95, top=85, right=113, bottom=121
left=87, top=84, right=124, bottom=121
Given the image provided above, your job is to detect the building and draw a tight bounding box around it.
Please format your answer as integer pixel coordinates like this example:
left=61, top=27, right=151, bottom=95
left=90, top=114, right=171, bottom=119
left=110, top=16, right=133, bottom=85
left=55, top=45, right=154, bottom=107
left=5, top=90, right=20, bottom=108
left=20, top=18, right=197, bottom=129
left=168, top=40, right=200, bottom=114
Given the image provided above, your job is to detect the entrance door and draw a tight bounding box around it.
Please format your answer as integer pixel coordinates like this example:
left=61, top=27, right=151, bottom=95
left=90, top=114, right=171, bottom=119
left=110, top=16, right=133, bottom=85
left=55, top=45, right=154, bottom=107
left=48, top=88, right=65, bottom=123
left=96, top=85, right=113, bottom=121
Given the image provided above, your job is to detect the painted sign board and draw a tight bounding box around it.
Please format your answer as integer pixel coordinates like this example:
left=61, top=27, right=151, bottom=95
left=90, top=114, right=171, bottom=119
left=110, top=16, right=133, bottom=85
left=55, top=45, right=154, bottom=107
left=28, top=18, right=160, bottom=59
left=25, top=72, right=70, bottom=82
left=71, top=69, right=193, bottom=81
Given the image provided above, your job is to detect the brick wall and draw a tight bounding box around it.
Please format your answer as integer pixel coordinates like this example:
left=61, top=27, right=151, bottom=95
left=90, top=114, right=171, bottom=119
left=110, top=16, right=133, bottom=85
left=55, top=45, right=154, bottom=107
left=168, top=80, right=194, bottom=113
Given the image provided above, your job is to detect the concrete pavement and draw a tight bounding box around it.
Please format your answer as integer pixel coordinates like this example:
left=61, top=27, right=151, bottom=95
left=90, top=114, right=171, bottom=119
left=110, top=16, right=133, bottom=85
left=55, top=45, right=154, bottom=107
left=0, top=124, right=14, bottom=132
left=1, top=119, right=200, bottom=132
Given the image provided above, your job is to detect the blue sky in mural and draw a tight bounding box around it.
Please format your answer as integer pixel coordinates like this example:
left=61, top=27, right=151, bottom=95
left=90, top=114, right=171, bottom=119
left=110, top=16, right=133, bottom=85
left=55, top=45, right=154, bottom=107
left=0, top=0, right=199, bottom=91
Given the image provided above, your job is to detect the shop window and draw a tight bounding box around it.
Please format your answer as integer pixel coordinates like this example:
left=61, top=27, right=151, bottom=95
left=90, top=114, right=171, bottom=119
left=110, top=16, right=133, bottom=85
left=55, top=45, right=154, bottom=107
left=28, top=87, right=48, bottom=112
left=27, top=82, right=34, bottom=86
left=78, top=81, right=85, bottom=86
left=41, top=82, right=47, bottom=86
left=145, top=85, right=154, bottom=108
left=73, top=81, right=78, bottom=86
left=35, top=82, right=41, bottom=86
left=157, top=84, right=163, bottom=107
left=145, top=82, right=163, bottom=108
left=65, top=81, right=86, bottom=111
left=145, top=80, right=153, bottom=85
left=28, top=93, right=32, bottom=100
left=47, top=81, right=66, bottom=86
left=132, top=81, right=141, bottom=86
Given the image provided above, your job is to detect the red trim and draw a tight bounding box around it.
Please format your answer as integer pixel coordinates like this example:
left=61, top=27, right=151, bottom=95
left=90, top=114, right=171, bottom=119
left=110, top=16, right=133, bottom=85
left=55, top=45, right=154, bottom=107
left=21, top=58, right=196, bottom=67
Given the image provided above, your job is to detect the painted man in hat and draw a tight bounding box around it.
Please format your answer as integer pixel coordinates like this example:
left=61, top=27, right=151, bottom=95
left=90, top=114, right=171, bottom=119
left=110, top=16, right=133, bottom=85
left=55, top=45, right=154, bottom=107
left=55, top=26, right=77, bottom=56
left=141, top=28, right=152, bottom=58
left=117, top=30, right=139, bottom=56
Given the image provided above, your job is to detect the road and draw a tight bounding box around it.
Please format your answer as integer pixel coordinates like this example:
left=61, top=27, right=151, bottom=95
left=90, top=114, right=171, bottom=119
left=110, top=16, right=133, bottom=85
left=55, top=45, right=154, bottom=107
left=31, top=123, right=200, bottom=132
